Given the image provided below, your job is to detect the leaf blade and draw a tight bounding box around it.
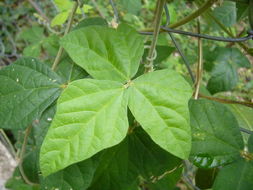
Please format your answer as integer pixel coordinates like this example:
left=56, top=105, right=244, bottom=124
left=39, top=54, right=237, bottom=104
left=0, top=58, right=62, bottom=130
left=40, top=79, right=129, bottom=176
left=61, top=25, right=144, bottom=82
left=128, top=69, right=192, bottom=159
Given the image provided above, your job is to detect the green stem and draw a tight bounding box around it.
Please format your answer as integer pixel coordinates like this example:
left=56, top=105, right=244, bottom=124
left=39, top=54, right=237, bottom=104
left=18, top=125, right=39, bottom=186
left=51, top=1, right=78, bottom=71
left=169, top=0, right=217, bottom=28
left=194, top=19, right=203, bottom=99
left=199, top=94, right=253, bottom=108
left=145, top=0, right=166, bottom=73
left=0, top=129, right=16, bottom=158
left=142, top=0, right=216, bottom=32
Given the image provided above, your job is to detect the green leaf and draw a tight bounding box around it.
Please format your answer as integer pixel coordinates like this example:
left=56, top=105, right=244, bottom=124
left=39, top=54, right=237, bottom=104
left=41, top=157, right=99, bottom=190
left=55, top=56, right=88, bottom=83
left=228, top=104, right=253, bottom=142
left=61, top=25, right=144, bottom=83
left=74, top=17, right=108, bottom=30
left=215, top=47, right=250, bottom=68
left=189, top=99, right=244, bottom=168
left=213, top=1, right=237, bottom=27
left=207, top=62, right=238, bottom=94
left=89, top=127, right=182, bottom=190
left=128, top=128, right=182, bottom=179
left=128, top=69, right=192, bottom=159
left=212, top=159, right=253, bottom=190
left=40, top=79, right=129, bottom=176
left=19, top=26, right=44, bottom=43
left=0, top=58, right=62, bottom=129
left=42, top=34, right=60, bottom=57
left=23, top=43, right=41, bottom=57
left=145, top=167, right=182, bottom=190
left=118, top=0, right=142, bottom=15
left=5, top=172, right=40, bottom=190
left=51, top=11, right=69, bottom=27
left=195, top=168, right=218, bottom=189
left=54, top=0, right=72, bottom=12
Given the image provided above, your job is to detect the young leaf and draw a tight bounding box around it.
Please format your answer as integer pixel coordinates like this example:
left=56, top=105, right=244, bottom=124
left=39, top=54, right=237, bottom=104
left=212, top=159, right=253, bottom=190
left=61, top=25, right=144, bottom=83
left=0, top=58, right=62, bottom=130
left=189, top=99, right=244, bottom=168
left=40, top=79, right=129, bottom=176
left=51, top=11, right=69, bottom=27
left=213, top=1, right=237, bottom=27
left=207, top=62, right=238, bottom=94
left=128, top=69, right=192, bottom=159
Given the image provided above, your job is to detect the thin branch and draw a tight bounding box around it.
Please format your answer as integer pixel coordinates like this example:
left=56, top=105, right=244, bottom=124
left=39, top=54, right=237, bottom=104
left=194, top=19, right=203, bottom=99
left=0, top=129, right=16, bottom=158
left=18, top=125, right=39, bottom=186
left=143, top=0, right=217, bottom=32
left=109, top=0, right=119, bottom=23
left=199, top=94, right=253, bottom=109
left=140, top=27, right=253, bottom=42
left=51, top=1, right=78, bottom=71
left=169, top=0, right=217, bottom=28
left=240, top=127, right=253, bottom=135
left=91, top=0, right=106, bottom=19
left=164, top=4, right=195, bottom=83
left=145, top=0, right=166, bottom=72
left=27, top=0, right=50, bottom=22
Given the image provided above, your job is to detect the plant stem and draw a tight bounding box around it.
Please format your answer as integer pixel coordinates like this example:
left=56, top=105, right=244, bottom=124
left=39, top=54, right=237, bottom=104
left=143, top=0, right=216, bottom=32
left=51, top=1, right=78, bottom=71
left=145, top=0, right=166, bottom=73
left=199, top=94, right=253, bottom=108
left=18, top=125, right=39, bottom=186
left=0, top=129, right=16, bottom=158
left=194, top=19, right=203, bottom=99
left=169, top=0, right=216, bottom=28
left=27, top=0, right=49, bottom=22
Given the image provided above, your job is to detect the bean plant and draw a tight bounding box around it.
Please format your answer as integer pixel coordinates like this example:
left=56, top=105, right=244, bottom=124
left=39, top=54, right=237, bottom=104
left=0, top=0, right=253, bottom=190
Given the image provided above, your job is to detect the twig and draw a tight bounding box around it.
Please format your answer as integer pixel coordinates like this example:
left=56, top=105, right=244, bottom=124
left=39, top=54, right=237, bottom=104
left=194, top=19, right=203, bottom=99
left=143, top=0, right=217, bottom=32
left=199, top=94, right=253, bottom=109
left=51, top=1, right=78, bottom=71
left=140, top=27, right=253, bottom=42
left=0, top=129, right=16, bottom=158
left=91, top=0, right=106, bottom=19
left=164, top=4, right=195, bottom=83
left=169, top=0, right=217, bottom=28
left=145, top=0, right=166, bottom=73
left=109, top=0, right=119, bottom=23
left=27, top=0, right=50, bottom=22
left=18, top=125, right=39, bottom=186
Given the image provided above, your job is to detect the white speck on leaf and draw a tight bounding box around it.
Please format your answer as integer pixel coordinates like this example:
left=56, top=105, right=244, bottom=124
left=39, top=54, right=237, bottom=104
left=47, top=118, right=52, bottom=121
left=16, top=78, right=19, bottom=82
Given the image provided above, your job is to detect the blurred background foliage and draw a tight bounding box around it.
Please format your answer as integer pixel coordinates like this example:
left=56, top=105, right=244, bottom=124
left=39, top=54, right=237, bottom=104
left=0, top=1, right=253, bottom=190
